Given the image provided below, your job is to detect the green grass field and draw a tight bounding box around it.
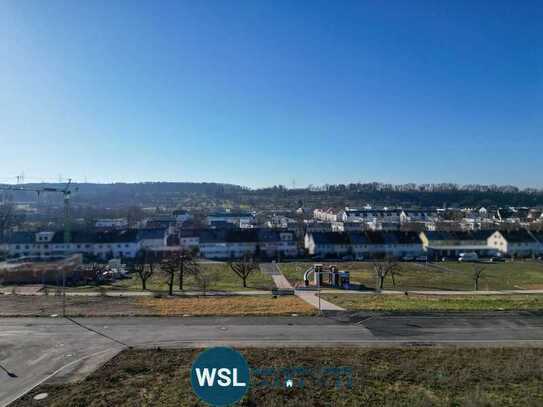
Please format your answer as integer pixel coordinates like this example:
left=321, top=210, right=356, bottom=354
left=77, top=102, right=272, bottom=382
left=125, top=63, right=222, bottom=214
left=280, top=261, right=543, bottom=291
left=66, top=263, right=274, bottom=292
left=322, top=293, right=543, bottom=311
left=14, top=347, right=543, bottom=406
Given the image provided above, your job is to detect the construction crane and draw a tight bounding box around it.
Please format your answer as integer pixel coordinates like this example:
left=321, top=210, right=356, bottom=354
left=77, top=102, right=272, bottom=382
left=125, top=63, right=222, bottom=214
left=0, top=179, right=77, bottom=316
left=0, top=179, right=76, bottom=244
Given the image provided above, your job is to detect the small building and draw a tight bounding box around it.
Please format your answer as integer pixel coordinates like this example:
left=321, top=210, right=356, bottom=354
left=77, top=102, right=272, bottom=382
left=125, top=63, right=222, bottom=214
left=207, top=212, right=255, bottom=229
left=487, top=230, right=541, bottom=258
left=173, top=209, right=192, bottom=224
left=137, top=228, right=168, bottom=249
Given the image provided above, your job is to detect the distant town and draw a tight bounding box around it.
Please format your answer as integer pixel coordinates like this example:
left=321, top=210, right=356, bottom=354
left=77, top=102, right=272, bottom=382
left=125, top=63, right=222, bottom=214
left=1, top=181, right=543, bottom=267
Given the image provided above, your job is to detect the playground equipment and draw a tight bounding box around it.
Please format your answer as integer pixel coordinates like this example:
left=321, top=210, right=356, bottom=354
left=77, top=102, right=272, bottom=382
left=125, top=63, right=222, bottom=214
left=303, top=264, right=350, bottom=289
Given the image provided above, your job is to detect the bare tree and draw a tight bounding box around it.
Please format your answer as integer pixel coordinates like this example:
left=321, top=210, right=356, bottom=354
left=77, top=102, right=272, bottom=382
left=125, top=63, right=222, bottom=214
left=193, top=267, right=218, bottom=296
left=229, top=254, right=258, bottom=288
left=473, top=265, right=485, bottom=291
left=373, top=260, right=401, bottom=292
left=177, top=249, right=199, bottom=290
left=161, top=256, right=177, bottom=296
left=131, top=249, right=157, bottom=291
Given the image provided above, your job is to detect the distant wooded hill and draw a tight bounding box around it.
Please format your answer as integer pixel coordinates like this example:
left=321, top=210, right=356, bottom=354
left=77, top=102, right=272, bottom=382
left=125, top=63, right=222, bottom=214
left=1, top=182, right=543, bottom=209
left=0, top=182, right=246, bottom=207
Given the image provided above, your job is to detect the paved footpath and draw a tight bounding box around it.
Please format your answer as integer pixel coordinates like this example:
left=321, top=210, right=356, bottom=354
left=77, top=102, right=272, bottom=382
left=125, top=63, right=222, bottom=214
left=295, top=290, right=345, bottom=311
left=260, top=263, right=293, bottom=290
left=261, top=263, right=345, bottom=311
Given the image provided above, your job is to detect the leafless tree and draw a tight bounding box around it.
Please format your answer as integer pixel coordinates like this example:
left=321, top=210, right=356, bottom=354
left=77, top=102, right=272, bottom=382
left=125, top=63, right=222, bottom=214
left=373, top=260, right=401, bottom=291
left=131, top=249, right=157, bottom=291
left=229, top=254, right=258, bottom=288
left=177, top=249, right=199, bottom=290
left=473, top=265, right=485, bottom=291
left=161, top=257, right=177, bottom=296
left=193, top=267, right=218, bottom=296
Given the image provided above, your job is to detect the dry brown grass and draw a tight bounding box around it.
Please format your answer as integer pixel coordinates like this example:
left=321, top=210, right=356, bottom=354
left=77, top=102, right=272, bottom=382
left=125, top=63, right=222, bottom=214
left=14, top=348, right=543, bottom=406
left=138, top=295, right=316, bottom=316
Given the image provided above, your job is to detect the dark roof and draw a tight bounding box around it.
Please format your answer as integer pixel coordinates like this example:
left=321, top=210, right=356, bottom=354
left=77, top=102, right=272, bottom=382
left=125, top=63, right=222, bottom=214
left=530, top=231, right=543, bottom=243
left=311, top=232, right=352, bottom=245
left=310, top=231, right=422, bottom=246
left=344, top=209, right=402, bottom=217
left=50, top=230, right=139, bottom=244
left=424, top=231, right=492, bottom=242
left=3, top=231, right=35, bottom=244
left=498, top=230, right=536, bottom=243
left=208, top=212, right=254, bottom=218
left=137, top=228, right=166, bottom=240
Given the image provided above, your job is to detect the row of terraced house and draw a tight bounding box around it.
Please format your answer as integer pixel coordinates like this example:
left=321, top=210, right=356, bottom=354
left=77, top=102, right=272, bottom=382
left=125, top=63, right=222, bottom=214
left=2, top=227, right=543, bottom=261
left=304, top=230, right=543, bottom=260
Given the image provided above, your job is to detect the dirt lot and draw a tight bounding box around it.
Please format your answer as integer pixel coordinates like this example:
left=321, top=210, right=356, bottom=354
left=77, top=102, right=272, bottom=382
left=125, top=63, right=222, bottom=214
left=0, top=294, right=314, bottom=317
left=13, top=347, right=543, bottom=406
left=140, top=296, right=315, bottom=316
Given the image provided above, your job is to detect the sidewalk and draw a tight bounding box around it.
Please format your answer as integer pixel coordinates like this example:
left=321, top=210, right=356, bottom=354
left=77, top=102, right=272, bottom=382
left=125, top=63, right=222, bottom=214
left=260, top=263, right=294, bottom=290
left=295, top=290, right=346, bottom=311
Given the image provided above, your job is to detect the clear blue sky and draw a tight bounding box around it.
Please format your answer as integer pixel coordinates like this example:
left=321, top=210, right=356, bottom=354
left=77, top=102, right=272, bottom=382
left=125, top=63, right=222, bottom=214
left=0, top=0, right=541, bottom=188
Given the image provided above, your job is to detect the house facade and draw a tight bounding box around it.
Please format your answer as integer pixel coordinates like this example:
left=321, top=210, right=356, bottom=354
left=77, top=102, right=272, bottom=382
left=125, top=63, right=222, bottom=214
left=3, top=230, right=141, bottom=260
left=305, top=231, right=424, bottom=259
left=487, top=230, right=541, bottom=257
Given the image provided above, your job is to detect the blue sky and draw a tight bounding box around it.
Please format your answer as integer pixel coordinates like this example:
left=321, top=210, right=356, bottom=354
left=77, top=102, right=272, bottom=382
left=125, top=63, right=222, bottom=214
left=0, top=0, right=541, bottom=188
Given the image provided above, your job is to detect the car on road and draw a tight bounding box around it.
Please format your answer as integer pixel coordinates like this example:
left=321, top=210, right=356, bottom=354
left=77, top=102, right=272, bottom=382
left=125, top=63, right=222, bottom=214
left=489, top=255, right=506, bottom=262
left=458, top=252, right=479, bottom=262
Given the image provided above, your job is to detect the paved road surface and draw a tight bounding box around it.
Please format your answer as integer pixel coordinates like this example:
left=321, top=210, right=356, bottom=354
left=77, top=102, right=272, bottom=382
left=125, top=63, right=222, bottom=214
left=2, top=313, right=543, bottom=406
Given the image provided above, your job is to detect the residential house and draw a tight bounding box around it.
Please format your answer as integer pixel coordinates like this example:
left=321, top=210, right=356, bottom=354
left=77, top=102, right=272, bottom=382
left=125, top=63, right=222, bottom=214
left=419, top=230, right=495, bottom=259
left=137, top=228, right=168, bottom=249
left=487, top=230, right=541, bottom=258
left=207, top=212, right=255, bottom=229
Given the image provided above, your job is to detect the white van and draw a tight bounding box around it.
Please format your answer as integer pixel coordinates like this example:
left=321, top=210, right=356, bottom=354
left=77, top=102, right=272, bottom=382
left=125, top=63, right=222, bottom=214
left=458, top=252, right=479, bottom=262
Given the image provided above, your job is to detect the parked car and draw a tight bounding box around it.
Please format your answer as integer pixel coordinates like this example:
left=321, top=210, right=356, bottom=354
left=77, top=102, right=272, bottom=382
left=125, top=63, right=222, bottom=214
left=458, top=252, right=479, bottom=262
left=415, top=256, right=428, bottom=262
left=489, top=256, right=506, bottom=262
left=401, top=255, right=415, bottom=261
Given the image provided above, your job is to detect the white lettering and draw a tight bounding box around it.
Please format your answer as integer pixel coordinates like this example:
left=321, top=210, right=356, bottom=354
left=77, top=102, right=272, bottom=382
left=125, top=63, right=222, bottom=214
left=217, top=368, right=232, bottom=386
left=195, top=368, right=216, bottom=386
left=233, top=368, right=247, bottom=387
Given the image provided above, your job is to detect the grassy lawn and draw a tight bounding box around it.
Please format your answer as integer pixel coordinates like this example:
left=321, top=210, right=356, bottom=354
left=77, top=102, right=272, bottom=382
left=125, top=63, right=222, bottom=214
left=322, top=293, right=543, bottom=312
left=14, top=347, right=543, bottom=406
left=280, top=261, right=543, bottom=291
left=0, top=294, right=314, bottom=317
left=65, top=263, right=274, bottom=292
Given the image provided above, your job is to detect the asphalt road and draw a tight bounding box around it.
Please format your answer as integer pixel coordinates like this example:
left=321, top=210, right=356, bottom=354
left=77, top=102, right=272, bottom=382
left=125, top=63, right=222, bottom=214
left=2, top=313, right=543, bottom=406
